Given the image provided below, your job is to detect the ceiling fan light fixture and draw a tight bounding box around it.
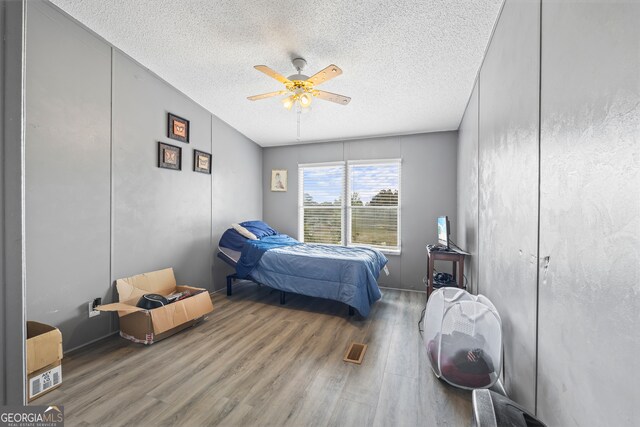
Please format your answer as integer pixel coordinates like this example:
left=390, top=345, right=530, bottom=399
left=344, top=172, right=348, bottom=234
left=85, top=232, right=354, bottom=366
left=282, top=95, right=294, bottom=110
left=299, top=93, right=312, bottom=108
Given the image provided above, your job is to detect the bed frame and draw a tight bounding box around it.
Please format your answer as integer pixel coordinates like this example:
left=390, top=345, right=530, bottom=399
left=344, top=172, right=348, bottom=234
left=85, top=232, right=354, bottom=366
left=218, top=252, right=355, bottom=316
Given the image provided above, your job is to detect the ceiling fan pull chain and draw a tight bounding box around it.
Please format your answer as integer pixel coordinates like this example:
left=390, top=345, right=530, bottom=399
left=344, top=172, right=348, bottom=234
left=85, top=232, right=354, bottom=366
left=297, top=108, right=301, bottom=141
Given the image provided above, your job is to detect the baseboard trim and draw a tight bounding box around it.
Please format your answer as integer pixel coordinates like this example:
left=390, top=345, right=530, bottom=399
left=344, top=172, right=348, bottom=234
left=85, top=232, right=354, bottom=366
left=64, top=331, right=119, bottom=355
left=379, top=286, right=426, bottom=294
left=212, top=281, right=252, bottom=295
left=219, top=282, right=426, bottom=294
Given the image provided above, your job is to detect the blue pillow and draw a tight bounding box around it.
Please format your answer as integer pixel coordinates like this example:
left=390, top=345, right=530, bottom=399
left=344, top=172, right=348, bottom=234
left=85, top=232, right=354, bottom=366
left=219, top=228, right=248, bottom=252
left=239, top=220, right=278, bottom=238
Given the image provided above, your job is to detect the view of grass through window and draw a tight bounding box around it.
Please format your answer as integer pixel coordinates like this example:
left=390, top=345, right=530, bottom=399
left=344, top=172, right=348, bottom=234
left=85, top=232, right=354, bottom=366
left=303, top=208, right=342, bottom=244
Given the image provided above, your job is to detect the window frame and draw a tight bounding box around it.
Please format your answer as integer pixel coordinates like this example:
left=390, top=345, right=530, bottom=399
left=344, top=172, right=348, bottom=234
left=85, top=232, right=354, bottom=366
left=298, top=159, right=401, bottom=254
left=298, top=161, right=346, bottom=246
left=347, top=159, right=402, bottom=254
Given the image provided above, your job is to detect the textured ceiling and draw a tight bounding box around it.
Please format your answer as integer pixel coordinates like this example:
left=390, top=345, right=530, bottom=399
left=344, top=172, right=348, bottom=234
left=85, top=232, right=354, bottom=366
left=49, top=0, right=503, bottom=146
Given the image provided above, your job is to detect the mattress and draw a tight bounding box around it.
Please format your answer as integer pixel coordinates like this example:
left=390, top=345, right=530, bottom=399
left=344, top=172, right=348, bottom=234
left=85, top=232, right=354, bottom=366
left=218, top=246, right=241, bottom=266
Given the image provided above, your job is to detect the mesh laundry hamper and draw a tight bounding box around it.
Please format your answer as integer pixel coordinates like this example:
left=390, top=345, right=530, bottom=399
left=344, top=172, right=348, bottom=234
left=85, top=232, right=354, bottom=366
left=422, top=288, right=502, bottom=389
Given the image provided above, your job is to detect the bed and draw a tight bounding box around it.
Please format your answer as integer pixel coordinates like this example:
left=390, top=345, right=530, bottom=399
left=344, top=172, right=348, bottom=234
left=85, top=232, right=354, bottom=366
left=217, top=221, right=387, bottom=317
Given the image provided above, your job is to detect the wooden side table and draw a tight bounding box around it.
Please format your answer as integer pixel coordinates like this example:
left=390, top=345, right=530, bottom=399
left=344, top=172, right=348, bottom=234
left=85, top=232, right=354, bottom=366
left=426, top=246, right=467, bottom=298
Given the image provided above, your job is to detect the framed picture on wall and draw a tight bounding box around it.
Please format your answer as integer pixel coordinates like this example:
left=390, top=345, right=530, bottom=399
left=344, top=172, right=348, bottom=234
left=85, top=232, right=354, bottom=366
left=194, top=150, right=212, bottom=174
left=158, top=142, right=182, bottom=170
left=271, top=169, right=287, bottom=192
left=168, top=113, right=189, bottom=143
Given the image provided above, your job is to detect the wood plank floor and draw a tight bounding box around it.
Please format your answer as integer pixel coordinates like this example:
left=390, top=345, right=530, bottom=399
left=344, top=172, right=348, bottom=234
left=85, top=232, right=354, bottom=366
left=36, top=283, right=472, bottom=426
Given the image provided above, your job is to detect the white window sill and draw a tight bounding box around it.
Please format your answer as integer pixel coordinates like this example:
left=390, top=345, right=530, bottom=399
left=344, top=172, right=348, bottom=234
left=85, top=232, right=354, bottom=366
left=380, top=250, right=401, bottom=256
left=349, top=244, right=401, bottom=256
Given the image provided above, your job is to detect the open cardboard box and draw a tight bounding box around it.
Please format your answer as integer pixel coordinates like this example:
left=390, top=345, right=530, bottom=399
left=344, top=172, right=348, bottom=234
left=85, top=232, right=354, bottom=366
left=98, top=268, right=213, bottom=344
left=26, top=321, right=63, bottom=402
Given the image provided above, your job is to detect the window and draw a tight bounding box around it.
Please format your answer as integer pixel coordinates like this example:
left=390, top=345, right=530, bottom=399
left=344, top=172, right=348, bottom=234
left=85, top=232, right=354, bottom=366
left=298, top=162, right=345, bottom=245
left=298, top=159, right=401, bottom=253
left=348, top=160, right=400, bottom=251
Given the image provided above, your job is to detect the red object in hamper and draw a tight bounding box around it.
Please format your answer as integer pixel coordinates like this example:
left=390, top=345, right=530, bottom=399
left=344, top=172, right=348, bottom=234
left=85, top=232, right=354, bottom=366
left=422, top=288, right=502, bottom=390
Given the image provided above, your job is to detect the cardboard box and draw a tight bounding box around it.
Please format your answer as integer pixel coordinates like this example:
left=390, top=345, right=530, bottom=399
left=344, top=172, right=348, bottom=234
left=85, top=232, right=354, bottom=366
left=26, top=321, right=63, bottom=402
left=98, top=268, right=213, bottom=345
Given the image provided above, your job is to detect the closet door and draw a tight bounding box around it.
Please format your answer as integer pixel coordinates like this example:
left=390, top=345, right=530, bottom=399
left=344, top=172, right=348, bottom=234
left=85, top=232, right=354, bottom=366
left=478, top=0, right=540, bottom=413
left=537, top=2, right=640, bottom=426
left=457, top=84, right=479, bottom=294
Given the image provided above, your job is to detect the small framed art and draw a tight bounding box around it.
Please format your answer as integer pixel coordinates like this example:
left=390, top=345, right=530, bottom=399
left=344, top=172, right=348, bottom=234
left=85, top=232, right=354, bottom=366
left=194, top=150, right=212, bottom=174
left=168, top=113, right=189, bottom=143
left=271, top=169, right=287, bottom=192
left=158, top=142, right=182, bottom=170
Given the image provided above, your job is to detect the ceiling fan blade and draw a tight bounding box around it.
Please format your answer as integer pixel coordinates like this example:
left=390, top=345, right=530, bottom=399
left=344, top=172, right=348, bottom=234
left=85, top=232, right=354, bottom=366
left=247, top=90, right=288, bottom=101
left=254, top=65, right=291, bottom=84
left=306, top=64, right=343, bottom=86
left=314, top=90, right=351, bottom=105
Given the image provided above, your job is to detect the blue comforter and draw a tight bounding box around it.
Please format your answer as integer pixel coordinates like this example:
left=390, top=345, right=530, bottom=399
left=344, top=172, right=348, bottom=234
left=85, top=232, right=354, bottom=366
left=236, top=234, right=300, bottom=278
left=235, top=235, right=386, bottom=317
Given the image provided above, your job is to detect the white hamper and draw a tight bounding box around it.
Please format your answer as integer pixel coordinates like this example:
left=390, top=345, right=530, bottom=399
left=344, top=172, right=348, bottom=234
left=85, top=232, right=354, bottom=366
left=422, top=288, right=502, bottom=389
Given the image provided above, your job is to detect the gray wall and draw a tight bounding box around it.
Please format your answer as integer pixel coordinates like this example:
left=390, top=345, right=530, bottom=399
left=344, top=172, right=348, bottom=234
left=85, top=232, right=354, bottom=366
left=537, top=2, right=640, bottom=426
left=24, top=0, right=262, bottom=351
left=457, top=0, right=640, bottom=424
left=478, top=0, right=540, bottom=411
left=211, top=114, right=263, bottom=290
left=263, top=132, right=458, bottom=291
left=111, top=51, right=213, bottom=289
left=1, top=0, right=26, bottom=405
left=26, top=0, right=113, bottom=352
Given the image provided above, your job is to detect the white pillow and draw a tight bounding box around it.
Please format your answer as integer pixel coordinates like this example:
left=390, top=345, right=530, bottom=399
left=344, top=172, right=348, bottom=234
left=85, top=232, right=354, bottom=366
left=232, top=223, right=258, bottom=240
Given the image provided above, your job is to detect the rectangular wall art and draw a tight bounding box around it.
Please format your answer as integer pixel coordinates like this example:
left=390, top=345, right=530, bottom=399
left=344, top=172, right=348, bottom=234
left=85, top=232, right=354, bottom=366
left=194, top=150, right=212, bottom=174
left=158, top=142, right=182, bottom=170
left=168, top=113, right=189, bottom=143
left=271, top=169, right=287, bottom=191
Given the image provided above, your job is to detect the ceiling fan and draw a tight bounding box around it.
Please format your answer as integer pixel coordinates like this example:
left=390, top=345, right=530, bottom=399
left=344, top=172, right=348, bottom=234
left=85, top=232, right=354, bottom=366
left=247, top=58, right=351, bottom=110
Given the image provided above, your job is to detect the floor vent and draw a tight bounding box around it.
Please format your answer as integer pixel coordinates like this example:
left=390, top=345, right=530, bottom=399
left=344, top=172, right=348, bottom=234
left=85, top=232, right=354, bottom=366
left=344, top=342, right=368, bottom=364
